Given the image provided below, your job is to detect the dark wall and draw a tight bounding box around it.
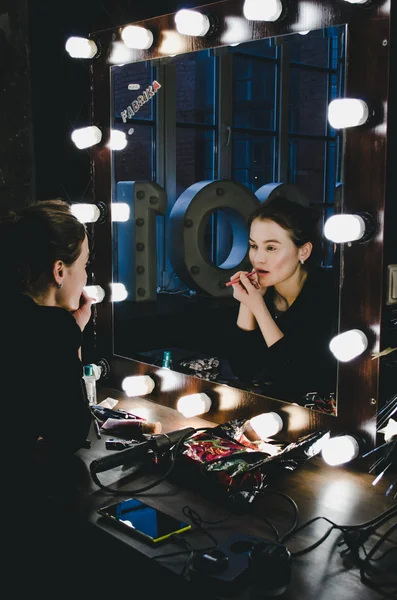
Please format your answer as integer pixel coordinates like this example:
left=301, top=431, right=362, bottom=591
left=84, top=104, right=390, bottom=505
left=27, top=0, right=221, bottom=203
left=0, top=0, right=33, bottom=213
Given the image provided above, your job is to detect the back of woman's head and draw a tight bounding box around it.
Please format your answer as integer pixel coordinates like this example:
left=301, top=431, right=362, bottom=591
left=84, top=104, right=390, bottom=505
left=0, top=199, right=86, bottom=295
left=248, top=196, right=322, bottom=264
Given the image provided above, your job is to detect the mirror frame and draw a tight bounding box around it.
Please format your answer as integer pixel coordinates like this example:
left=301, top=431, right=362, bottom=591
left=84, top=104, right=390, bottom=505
left=89, top=0, right=391, bottom=444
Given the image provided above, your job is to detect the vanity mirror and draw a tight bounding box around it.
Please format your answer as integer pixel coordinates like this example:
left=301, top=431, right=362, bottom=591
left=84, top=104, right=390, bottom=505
left=110, top=28, right=344, bottom=414
left=90, top=0, right=391, bottom=443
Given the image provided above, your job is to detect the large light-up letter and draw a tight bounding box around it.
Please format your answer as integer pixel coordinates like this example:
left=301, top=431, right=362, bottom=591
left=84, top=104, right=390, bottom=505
left=168, top=180, right=259, bottom=296
left=115, top=181, right=167, bottom=302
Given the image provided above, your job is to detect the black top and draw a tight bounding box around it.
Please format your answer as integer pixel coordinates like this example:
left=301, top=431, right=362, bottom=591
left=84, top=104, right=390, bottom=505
left=226, top=267, right=338, bottom=404
left=0, top=294, right=92, bottom=461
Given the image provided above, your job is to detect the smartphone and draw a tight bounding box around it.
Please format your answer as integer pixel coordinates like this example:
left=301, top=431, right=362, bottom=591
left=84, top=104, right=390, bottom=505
left=98, top=497, right=192, bottom=544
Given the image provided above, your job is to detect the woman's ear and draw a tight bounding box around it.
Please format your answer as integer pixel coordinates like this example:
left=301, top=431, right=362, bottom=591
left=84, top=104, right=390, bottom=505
left=299, top=242, right=313, bottom=263
left=53, top=260, right=64, bottom=288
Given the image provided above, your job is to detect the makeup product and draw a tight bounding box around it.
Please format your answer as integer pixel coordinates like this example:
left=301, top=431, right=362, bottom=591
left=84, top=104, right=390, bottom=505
left=225, top=271, right=256, bottom=287
left=91, top=405, right=145, bottom=422
left=100, top=418, right=162, bottom=440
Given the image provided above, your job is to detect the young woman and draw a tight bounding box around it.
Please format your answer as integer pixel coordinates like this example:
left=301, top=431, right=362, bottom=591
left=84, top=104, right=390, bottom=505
left=0, top=199, right=94, bottom=459
left=228, top=196, right=338, bottom=405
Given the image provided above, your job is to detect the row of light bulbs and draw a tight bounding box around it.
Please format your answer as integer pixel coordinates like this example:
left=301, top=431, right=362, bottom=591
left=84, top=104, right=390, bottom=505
left=73, top=197, right=375, bottom=244
left=66, top=0, right=374, bottom=148
left=66, top=0, right=371, bottom=58
left=120, top=374, right=367, bottom=467
left=69, top=96, right=371, bottom=153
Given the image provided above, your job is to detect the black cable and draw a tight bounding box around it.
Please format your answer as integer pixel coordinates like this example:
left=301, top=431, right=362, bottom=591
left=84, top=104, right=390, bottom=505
left=283, top=506, right=397, bottom=561
left=291, top=525, right=336, bottom=557
left=153, top=505, right=221, bottom=578
left=258, top=488, right=300, bottom=543
left=360, top=522, right=397, bottom=590
left=182, top=506, right=220, bottom=549
left=282, top=515, right=339, bottom=543
left=285, top=505, right=397, bottom=544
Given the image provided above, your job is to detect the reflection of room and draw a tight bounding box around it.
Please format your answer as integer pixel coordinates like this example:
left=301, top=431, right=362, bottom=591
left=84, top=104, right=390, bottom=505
left=78, top=0, right=394, bottom=446
left=110, top=28, right=344, bottom=410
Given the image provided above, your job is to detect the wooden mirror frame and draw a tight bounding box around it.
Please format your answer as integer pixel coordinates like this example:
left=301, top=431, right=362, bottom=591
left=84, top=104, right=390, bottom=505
left=89, top=0, right=391, bottom=445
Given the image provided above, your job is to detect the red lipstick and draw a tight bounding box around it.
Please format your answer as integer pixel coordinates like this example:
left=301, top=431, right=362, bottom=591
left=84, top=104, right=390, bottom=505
left=226, top=270, right=256, bottom=287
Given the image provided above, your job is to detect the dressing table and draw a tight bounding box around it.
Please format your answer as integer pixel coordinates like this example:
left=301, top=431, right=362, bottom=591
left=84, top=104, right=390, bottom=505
left=68, top=385, right=396, bottom=600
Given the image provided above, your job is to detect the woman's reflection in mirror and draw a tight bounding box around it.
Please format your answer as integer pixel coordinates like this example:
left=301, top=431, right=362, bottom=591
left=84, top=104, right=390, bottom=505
left=227, top=196, right=338, bottom=409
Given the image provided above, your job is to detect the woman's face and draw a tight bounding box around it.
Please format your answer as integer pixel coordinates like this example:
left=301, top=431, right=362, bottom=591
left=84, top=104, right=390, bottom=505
left=57, top=235, right=89, bottom=311
left=249, top=218, right=304, bottom=287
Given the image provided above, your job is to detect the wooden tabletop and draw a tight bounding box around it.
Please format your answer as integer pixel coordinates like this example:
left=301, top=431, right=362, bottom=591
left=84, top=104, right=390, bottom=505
left=71, top=386, right=396, bottom=600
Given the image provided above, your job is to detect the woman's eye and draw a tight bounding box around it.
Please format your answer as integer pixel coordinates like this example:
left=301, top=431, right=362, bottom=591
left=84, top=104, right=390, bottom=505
left=267, top=246, right=276, bottom=252
left=249, top=244, right=257, bottom=250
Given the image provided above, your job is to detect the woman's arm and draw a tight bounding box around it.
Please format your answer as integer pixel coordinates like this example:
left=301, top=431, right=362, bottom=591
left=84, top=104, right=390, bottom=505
left=39, top=310, right=92, bottom=455
left=233, top=272, right=284, bottom=346
left=236, top=303, right=257, bottom=331
left=260, top=278, right=338, bottom=400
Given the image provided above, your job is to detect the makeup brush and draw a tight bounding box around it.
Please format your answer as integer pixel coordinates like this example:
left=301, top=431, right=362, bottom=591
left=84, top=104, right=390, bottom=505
left=226, top=270, right=256, bottom=287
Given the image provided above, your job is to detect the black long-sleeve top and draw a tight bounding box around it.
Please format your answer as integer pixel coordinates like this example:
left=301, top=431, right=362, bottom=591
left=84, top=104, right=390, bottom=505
left=0, top=294, right=92, bottom=461
left=226, top=266, right=338, bottom=404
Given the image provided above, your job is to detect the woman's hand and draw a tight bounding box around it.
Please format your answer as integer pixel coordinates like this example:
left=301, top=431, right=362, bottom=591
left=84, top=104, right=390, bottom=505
left=231, top=272, right=267, bottom=315
left=72, top=289, right=94, bottom=331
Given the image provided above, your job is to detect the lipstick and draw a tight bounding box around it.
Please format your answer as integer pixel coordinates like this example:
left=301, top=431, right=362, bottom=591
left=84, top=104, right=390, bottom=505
left=226, top=270, right=256, bottom=287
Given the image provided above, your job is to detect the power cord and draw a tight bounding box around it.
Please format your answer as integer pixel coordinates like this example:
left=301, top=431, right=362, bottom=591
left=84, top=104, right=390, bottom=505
left=359, top=521, right=397, bottom=591
left=258, top=488, right=300, bottom=543
left=153, top=505, right=223, bottom=577
left=280, top=503, right=397, bottom=593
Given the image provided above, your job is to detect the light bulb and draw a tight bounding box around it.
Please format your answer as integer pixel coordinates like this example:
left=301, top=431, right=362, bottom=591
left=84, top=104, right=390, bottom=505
left=174, top=9, right=210, bottom=37
left=71, top=203, right=101, bottom=224
left=108, top=41, right=134, bottom=65
left=328, top=98, right=369, bottom=129
left=71, top=125, right=102, bottom=149
left=343, top=0, right=368, bottom=4
left=176, top=393, right=212, bottom=418
left=378, top=418, right=397, bottom=443
left=111, top=203, right=130, bottom=222
left=249, top=412, right=283, bottom=439
left=329, top=329, right=368, bottom=362
left=110, top=282, right=128, bottom=302
left=158, top=30, right=185, bottom=56
left=321, top=435, right=360, bottom=466
left=324, top=214, right=366, bottom=243
left=221, top=16, right=250, bottom=46
left=65, top=36, right=98, bottom=59
left=121, top=375, right=155, bottom=397
left=107, top=130, right=128, bottom=151
left=243, top=0, right=283, bottom=22
left=121, top=25, right=154, bottom=49
left=84, top=285, right=105, bottom=304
